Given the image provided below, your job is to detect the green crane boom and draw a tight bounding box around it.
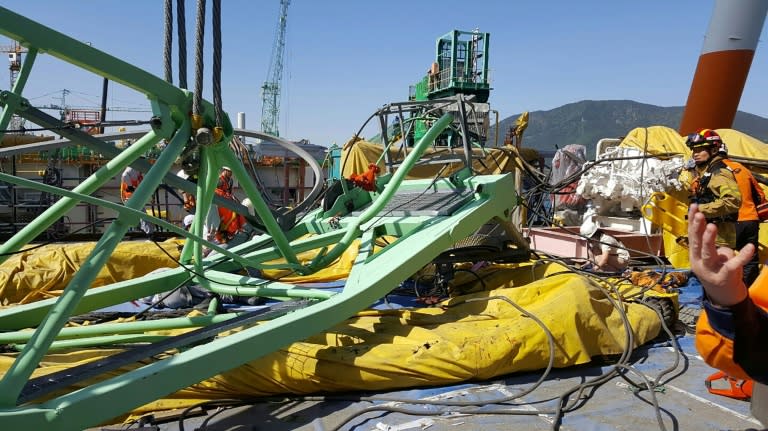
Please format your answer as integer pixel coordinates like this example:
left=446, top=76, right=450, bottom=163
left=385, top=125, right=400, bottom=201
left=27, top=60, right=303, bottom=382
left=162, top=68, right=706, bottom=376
left=260, top=0, right=290, bottom=136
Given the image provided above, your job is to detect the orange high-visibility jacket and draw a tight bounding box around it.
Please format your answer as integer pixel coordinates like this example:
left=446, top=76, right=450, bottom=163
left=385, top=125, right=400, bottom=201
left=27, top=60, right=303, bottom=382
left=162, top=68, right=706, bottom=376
left=120, top=167, right=143, bottom=202
left=213, top=187, right=245, bottom=243
left=718, top=159, right=766, bottom=222
left=215, top=206, right=245, bottom=243
left=696, top=269, right=768, bottom=384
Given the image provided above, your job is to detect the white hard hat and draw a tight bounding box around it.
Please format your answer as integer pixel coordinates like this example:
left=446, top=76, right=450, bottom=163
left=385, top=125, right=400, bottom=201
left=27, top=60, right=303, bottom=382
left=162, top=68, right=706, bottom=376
left=241, top=197, right=255, bottom=215
left=580, top=219, right=600, bottom=238
left=222, top=166, right=231, bottom=171
left=183, top=214, right=195, bottom=228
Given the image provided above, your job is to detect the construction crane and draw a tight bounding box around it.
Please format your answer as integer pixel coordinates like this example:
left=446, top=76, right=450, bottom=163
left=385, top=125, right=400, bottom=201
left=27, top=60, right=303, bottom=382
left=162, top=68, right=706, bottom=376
left=1, top=40, right=26, bottom=89
left=1, top=40, right=28, bottom=132
left=260, top=0, right=290, bottom=137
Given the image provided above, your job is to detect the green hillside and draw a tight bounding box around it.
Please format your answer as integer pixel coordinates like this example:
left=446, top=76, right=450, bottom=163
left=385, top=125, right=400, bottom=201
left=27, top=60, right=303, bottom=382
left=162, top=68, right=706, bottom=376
left=488, top=100, right=768, bottom=155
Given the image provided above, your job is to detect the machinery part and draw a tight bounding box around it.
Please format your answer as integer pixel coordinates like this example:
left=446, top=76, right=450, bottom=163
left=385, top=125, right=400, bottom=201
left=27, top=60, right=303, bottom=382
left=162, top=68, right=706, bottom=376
left=706, top=370, right=754, bottom=401
left=643, top=295, right=677, bottom=330
left=677, top=304, right=701, bottom=334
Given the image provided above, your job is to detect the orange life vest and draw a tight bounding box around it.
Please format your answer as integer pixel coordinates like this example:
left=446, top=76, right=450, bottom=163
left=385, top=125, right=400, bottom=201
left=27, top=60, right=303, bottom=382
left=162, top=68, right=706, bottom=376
left=215, top=206, right=245, bottom=243
left=717, top=159, right=766, bottom=221
left=213, top=187, right=245, bottom=243
left=120, top=169, right=143, bottom=202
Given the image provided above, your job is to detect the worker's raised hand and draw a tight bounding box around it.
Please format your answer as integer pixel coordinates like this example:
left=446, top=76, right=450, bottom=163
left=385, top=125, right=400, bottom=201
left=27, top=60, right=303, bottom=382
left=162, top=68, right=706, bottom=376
left=687, top=204, right=751, bottom=307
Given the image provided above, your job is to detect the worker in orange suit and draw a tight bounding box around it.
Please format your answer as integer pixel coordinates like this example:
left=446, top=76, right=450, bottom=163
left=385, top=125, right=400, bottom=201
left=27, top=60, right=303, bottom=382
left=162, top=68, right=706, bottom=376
left=120, top=165, right=154, bottom=235
left=120, top=166, right=143, bottom=202
left=214, top=203, right=246, bottom=245
left=203, top=167, right=247, bottom=251
left=688, top=203, right=768, bottom=426
left=217, top=166, right=234, bottom=195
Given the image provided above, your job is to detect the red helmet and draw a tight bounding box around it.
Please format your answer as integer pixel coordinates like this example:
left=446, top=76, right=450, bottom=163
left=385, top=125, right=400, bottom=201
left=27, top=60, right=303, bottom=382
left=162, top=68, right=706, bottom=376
left=685, top=129, right=722, bottom=150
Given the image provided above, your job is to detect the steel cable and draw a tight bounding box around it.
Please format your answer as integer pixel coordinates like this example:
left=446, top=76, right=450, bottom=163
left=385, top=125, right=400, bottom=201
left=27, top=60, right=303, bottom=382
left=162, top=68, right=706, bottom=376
left=176, top=0, right=188, bottom=89
left=163, top=0, right=173, bottom=83
left=212, top=0, right=223, bottom=127
left=192, top=0, right=206, bottom=117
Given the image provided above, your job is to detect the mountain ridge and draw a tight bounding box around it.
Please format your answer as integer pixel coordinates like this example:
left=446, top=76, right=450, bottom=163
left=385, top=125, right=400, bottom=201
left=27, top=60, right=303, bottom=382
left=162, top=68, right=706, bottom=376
left=488, top=100, right=768, bottom=154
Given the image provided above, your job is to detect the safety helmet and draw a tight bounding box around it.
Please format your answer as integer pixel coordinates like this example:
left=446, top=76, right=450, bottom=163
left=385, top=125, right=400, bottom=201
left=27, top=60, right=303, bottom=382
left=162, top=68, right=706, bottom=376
left=241, top=197, right=255, bottom=216
left=580, top=219, right=600, bottom=238
left=685, top=129, right=722, bottom=150
left=183, top=214, right=195, bottom=229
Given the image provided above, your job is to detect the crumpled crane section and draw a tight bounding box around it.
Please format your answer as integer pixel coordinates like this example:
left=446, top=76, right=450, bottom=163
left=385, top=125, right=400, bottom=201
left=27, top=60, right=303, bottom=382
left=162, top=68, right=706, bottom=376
left=0, top=262, right=661, bottom=421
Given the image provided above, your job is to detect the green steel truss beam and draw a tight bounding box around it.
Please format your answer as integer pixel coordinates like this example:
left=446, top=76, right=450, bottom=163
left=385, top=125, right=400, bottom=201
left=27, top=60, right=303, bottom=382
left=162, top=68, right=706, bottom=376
left=0, top=7, right=519, bottom=430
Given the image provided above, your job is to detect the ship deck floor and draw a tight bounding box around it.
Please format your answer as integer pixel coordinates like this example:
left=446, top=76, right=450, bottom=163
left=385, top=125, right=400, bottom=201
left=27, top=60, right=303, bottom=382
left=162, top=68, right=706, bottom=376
left=90, top=282, right=762, bottom=431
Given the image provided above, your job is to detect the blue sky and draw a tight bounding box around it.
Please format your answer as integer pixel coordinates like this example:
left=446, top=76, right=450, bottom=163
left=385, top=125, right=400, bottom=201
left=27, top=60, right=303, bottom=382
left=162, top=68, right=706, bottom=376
left=1, top=1, right=767, bottom=148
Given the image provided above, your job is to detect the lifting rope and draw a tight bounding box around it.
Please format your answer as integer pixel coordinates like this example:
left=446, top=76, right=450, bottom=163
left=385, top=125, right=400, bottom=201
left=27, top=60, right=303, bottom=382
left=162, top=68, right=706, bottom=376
left=192, top=0, right=205, bottom=118
left=212, top=0, right=223, bottom=128
left=177, top=0, right=188, bottom=89
left=188, top=0, right=224, bottom=127
left=163, top=0, right=173, bottom=83
left=164, top=0, right=188, bottom=88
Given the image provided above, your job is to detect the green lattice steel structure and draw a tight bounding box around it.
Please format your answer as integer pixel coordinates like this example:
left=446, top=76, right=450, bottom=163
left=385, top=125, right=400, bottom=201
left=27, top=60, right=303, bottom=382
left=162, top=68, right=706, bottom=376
left=411, top=29, right=492, bottom=147
left=0, top=8, right=517, bottom=430
left=417, top=29, right=491, bottom=103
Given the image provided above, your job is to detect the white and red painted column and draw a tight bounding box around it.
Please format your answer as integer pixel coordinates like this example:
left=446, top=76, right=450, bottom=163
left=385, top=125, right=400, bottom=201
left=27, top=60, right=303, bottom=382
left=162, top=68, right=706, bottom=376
left=679, top=0, right=768, bottom=135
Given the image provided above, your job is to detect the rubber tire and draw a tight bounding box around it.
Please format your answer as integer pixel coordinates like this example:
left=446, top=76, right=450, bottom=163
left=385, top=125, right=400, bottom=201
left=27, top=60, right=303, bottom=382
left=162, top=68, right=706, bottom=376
left=644, top=296, right=677, bottom=330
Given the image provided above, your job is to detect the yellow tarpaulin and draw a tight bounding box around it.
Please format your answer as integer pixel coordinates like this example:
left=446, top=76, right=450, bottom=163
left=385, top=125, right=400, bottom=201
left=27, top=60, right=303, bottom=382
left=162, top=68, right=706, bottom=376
left=0, top=239, right=183, bottom=305
left=261, top=238, right=369, bottom=283
left=621, top=126, right=768, bottom=166
left=0, top=261, right=660, bottom=423
left=341, top=138, right=516, bottom=179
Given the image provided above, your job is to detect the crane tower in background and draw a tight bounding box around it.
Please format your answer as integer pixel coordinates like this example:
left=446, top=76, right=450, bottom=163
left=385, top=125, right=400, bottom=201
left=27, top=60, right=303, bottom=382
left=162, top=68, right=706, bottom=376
left=1, top=40, right=28, bottom=133
left=260, top=0, right=290, bottom=137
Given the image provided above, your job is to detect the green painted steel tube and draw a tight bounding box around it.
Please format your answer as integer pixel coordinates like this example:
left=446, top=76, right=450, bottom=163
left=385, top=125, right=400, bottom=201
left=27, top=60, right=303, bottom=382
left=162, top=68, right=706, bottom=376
left=10, top=47, right=36, bottom=95
left=0, top=268, right=191, bottom=331
left=0, top=313, right=240, bottom=344
left=0, top=167, right=310, bottom=275
left=0, top=173, right=515, bottom=430
left=186, top=145, right=222, bottom=283
left=14, top=335, right=170, bottom=351
left=207, top=296, right=219, bottom=315
left=357, top=113, right=454, bottom=221
left=309, top=113, right=454, bottom=271
left=203, top=277, right=336, bottom=301
left=210, top=284, right=336, bottom=301
left=0, top=129, right=162, bottom=264
left=0, top=7, right=187, bottom=108
left=219, top=147, right=300, bottom=267
left=0, top=126, right=189, bottom=407
left=0, top=91, right=22, bottom=137
left=0, top=48, right=37, bottom=135
left=0, top=172, right=260, bottom=270
left=0, top=47, right=37, bottom=135
left=0, top=102, right=242, bottom=217
left=199, top=228, right=347, bottom=275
